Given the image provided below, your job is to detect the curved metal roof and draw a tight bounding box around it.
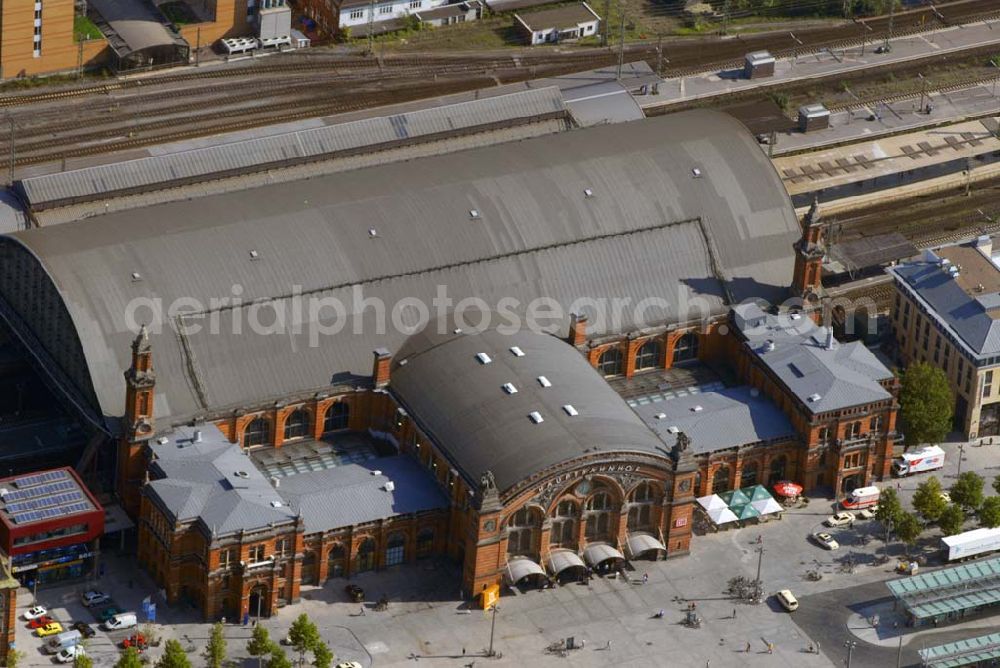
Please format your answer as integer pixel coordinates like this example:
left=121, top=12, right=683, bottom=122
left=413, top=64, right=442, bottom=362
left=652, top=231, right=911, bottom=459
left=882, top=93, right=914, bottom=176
left=389, top=321, right=669, bottom=492
left=89, top=0, right=184, bottom=57
left=0, top=110, right=799, bottom=428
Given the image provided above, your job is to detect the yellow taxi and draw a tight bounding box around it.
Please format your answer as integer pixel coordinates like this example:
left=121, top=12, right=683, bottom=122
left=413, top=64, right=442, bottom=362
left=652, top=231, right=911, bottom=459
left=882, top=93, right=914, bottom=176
left=36, top=622, right=63, bottom=637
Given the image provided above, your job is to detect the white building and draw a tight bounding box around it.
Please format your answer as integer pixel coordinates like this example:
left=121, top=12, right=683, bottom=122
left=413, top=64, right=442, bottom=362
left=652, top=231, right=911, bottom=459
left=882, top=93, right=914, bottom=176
left=339, top=0, right=448, bottom=29
left=514, top=2, right=600, bottom=45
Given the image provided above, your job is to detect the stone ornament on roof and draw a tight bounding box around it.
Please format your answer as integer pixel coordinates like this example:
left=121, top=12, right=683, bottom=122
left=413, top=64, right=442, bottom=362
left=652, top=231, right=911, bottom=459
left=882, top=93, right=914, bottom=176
left=675, top=431, right=691, bottom=453
left=480, top=470, right=497, bottom=492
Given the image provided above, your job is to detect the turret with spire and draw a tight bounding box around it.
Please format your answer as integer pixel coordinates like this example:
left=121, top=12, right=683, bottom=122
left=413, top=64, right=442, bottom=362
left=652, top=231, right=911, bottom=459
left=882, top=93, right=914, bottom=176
left=119, top=325, right=156, bottom=518
left=792, top=195, right=826, bottom=300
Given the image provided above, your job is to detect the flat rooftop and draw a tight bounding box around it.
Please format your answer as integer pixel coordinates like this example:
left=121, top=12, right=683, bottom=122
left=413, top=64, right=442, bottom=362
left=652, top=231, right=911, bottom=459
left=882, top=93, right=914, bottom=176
left=629, top=385, right=795, bottom=455
left=936, top=243, right=1000, bottom=301
left=249, top=431, right=390, bottom=480
left=0, top=468, right=97, bottom=528
left=606, top=364, right=722, bottom=402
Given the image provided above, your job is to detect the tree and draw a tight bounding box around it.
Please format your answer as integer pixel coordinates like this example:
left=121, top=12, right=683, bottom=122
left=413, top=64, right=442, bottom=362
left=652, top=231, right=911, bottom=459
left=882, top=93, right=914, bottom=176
left=312, top=643, right=334, bottom=668
left=993, top=474, right=1000, bottom=497
left=203, top=622, right=226, bottom=668
left=247, top=623, right=276, bottom=660
left=950, top=472, right=985, bottom=512
left=899, top=362, right=953, bottom=448
left=74, top=654, right=94, bottom=668
left=875, top=487, right=903, bottom=550
left=156, top=639, right=193, bottom=668
left=288, top=613, right=322, bottom=666
left=895, top=513, right=923, bottom=554
left=5, top=649, right=24, bottom=668
left=115, top=647, right=144, bottom=668
left=913, top=476, right=948, bottom=522
left=939, top=503, right=966, bottom=536
left=980, top=496, right=1000, bottom=528
left=269, top=647, right=294, bottom=668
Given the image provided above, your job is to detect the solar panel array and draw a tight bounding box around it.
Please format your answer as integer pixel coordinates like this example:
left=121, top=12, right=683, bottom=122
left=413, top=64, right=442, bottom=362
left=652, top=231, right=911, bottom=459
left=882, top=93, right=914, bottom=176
left=13, top=470, right=68, bottom=489
left=2, top=480, right=76, bottom=502
left=10, top=502, right=90, bottom=525
left=6, top=491, right=85, bottom=514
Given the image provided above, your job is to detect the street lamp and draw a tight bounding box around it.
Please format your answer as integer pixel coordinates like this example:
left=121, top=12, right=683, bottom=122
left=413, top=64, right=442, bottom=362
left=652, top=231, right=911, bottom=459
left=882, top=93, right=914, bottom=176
left=956, top=443, right=966, bottom=478
left=845, top=639, right=857, bottom=668
left=753, top=547, right=765, bottom=603
left=487, top=604, right=499, bottom=657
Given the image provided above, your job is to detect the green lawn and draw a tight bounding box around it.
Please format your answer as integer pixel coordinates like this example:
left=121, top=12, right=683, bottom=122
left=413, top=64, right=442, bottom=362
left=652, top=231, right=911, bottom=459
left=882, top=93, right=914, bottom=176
left=74, top=15, right=103, bottom=41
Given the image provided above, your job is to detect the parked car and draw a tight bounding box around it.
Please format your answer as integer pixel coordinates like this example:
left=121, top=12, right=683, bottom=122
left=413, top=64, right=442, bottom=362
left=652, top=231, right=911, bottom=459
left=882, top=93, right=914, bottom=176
left=72, top=622, right=96, bottom=638
left=335, top=662, right=363, bottom=668
left=775, top=589, right=799, bottom=612
left=98, top=606, right=123, bottom=623
left=123, top=633, right=148, bottom=650
left=345, top=584, right=364, bottom=603
left=812, top=532, right=840, bottom=550
left=28, top=615, right=54, bottom=629
left=82, top=590, right=111, bottom=607
left=104, top=612, right=138, bottom=632
left=24, top=605, right=48, bottom=620
left=825, top=512, right=855, bottom=527
left=56, top=645, right=85, bottom=663
left=940, top=492, right=952, bottom=505
left=36, top=622, right=64, bottom=637
left=858, top=506, right=878, bottom=520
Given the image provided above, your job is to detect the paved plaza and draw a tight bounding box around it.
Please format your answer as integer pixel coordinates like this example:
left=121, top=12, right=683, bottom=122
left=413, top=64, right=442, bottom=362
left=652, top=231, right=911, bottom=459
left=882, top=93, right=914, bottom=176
left=12, top=438, right=1000, bottom=667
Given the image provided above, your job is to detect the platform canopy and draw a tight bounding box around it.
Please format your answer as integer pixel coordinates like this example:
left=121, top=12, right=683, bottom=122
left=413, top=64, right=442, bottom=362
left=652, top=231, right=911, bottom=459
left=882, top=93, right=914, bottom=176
left=919, top=631, right=1000, bottom=667
left=507, top=557, right=546, bottom=584
left=626, top=533, right=666, bottom=558
left=583, top=543, right=625, bottom=567
left=546, top=549, right=586, bottom=577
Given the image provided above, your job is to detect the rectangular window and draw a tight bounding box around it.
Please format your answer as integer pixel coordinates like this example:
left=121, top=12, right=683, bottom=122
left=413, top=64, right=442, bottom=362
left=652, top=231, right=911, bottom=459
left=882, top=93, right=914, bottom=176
left=409, top=0, right=420, bottom=7
left=379, top=4, right=392, bottom=13
left=349, top=8, right=364, bottom=18
left=844, top=451, right=865, bottom=469
left=984, top=371, right=993, bottom=398
left=275, top=539, right=290, bottom=558
left=219, top=549, right=233, bottom=568
left=249, top=545, right=265, bottom=562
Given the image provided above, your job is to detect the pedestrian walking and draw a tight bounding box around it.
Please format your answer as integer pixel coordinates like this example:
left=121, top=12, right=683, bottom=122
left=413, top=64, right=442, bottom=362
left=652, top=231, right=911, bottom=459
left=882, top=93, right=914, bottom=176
left=606, top=640, right=612, bottom=651
left=767, top=642, right=774, bottom=654
left=359, top=606, right=366, bottom=616
left=744, top=642, right=751, bottom=653
left=642, top=573, right=649, bottom=585
left=462, top=648, right=466, bottom=656
left=732, top=608, right=736, bottom=619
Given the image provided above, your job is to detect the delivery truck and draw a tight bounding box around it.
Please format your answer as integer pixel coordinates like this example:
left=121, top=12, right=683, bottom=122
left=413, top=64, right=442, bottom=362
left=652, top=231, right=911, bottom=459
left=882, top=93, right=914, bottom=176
left=941, top=527, right=1000, bottom=562
left=841, top=486, right=880, bottom=510
left=892, top=445, right=946, bottom=477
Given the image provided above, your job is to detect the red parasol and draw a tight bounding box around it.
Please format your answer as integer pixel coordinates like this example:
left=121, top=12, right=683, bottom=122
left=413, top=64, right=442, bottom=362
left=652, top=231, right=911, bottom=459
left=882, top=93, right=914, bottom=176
left=772, top=481, right=803, bottom=498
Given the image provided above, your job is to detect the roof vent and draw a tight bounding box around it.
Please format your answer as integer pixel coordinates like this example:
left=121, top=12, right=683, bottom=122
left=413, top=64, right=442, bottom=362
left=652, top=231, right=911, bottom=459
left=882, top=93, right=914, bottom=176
left=509, top=346, right=525, bottom=357
left=270, top=500, right=283, bottom=508
left=562, top=404, right=579, bottom=416
left=502, top=382, right=518, bottom=395
left=368, top=228, right=378, bottom=238
left=249, top=249, right=260, bottom=260
left=0, top=489, right=7, bottom=497
left=763, top=340, right=775, bottom=352
left=156, top=436, right=169, bottom=445
left=476, top=352, right=492, bottom=365
left=270, top=476, right=280, bottom=488
left=666, top=425, right=680, bottom=434
left=691, top=405, right=703, bottom=412
left=469, top=209, right=480, bottom=219
left=454, top=328, right=463, bottom=334
left=528, top=411, right=544, bottom=424
left=235, top=471, right=249, bottom=478
left=370, top=470, right=382, bottom=476
left=584, top=188, right=594, bottom=198
left=808, top=393, right=822, bottom=402
left=537, top=375, right=552, bottom=387
left=692, top=168, right=703, bottom=178
left=654, top=412, right=667, bottom=420
left=193, top=429, right=202, bottom=443
left=825, top=329, right=835, bottom=351
left=384, top=481, right=396, bottom=492
left=789, top=313, right=802, bottom=321
left=399, top=358, right=408, bottom=366
left=130, top=271, right=142, bottom=282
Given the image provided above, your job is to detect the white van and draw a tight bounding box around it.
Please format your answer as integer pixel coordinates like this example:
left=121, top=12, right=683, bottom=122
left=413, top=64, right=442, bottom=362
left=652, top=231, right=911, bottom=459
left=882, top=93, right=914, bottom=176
left=45, top=629, right=82, bottom=654
left=776, top=589, right=799, bottom=612
left=104, top=612, right=137, bottom=631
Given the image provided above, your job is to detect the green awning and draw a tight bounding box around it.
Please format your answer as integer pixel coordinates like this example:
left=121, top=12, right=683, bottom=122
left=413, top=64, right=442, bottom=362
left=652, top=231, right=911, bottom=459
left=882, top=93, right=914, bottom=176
left=887, top=556, right=1000, bottom=620
left=729, top=503, right=761, bottom=520
left=919, top=631, right=1000, bottom=667
left=719, top=489, right=751, bottom=506
left=740, top=485, right=774, bottom=502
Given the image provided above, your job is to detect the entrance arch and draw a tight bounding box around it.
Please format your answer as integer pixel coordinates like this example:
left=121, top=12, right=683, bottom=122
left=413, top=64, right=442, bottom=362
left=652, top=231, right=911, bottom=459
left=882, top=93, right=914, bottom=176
left=711, top=466, right=731, bottom=494
left=840, top=473, right=863, bottom=495
left=248, top=584, right=270, bottom=618
left=301, top=551, right=317, bottom=586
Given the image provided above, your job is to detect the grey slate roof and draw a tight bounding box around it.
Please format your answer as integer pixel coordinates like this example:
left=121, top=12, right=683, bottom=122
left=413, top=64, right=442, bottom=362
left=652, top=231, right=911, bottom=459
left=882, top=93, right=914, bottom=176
left=146, top=425, right=296, bottom=536
left=389, top=321, right=670, bottom=492
left=629, top=385, right=795, bottom=454
left=277, top=456, right=449, bottom=534
left=0, top=110, right=799, bottom=428
left=890, top=250, right=1000, bottom=360
left=733, top=303, right=893, bottom=414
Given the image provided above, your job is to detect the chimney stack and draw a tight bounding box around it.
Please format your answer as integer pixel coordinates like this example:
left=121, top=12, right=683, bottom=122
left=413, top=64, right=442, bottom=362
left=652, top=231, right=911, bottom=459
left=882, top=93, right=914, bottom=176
left=372, top=348, right=392, bottom=388
left=568, top=313, right=588, bottom=347
left=825, top=329, right=835, bottom=351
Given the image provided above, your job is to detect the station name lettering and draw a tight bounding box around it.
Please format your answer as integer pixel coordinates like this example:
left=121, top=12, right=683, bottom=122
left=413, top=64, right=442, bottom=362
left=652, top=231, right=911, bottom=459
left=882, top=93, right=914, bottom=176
left=537, top=464, right=637, bottom=493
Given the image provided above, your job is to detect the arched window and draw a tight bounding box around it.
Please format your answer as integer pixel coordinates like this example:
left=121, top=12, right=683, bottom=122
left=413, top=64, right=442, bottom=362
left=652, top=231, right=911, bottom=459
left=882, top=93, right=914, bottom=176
left=326, top=544, right=346, bottom=580
left=630, top=483, right=656, bottom=503
left=672, top=332, right=699, bottom=365
left=585, top=492, right=616, bottom=541
left=635, top=339, right=663, bottom=371
left=550, top=500, right=579, bottom=549
left=356, top=537, right=376, bottom=572
left=598, top=347, right=624, bottom=376
left=740, top=462, right=759, bottom=488
left=416, top=528, right=434, bottom=558
left=627, top=504, right=652, bottom=531
left=711, top=466, right=731, bottom=494
left=768, top=456, right=787, bottom=483
left=586, top=493, right=611, bottom=511
left=324, top=403, right=350, bottom=433
left=283, top=409, right=309, bottom=440
left=385, top=532, right=406, bottom=567
left=243, top=418, right=270, bottom=448
left=507, top=508, right=539, bottom=557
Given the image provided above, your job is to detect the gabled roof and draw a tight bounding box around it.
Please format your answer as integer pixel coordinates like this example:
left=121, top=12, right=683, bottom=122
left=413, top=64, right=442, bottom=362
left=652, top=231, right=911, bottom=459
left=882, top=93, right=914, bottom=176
left=390, top=321, right=670, bottom=492
left=0, top=110, right=799, bottom=429
left=734, top=304, right=893, bottom=414
left=146, top=426, right=296, bottom=536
